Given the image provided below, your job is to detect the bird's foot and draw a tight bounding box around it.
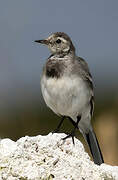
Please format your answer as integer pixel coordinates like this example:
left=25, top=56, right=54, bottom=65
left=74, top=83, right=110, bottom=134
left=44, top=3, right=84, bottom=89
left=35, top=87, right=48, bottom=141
left=62, top=129, right=76, bottom=145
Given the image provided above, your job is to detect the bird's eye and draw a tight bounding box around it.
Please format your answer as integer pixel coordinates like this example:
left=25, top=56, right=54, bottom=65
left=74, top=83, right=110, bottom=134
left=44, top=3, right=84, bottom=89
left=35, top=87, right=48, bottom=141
left=56, top=39, right=61, bottom=44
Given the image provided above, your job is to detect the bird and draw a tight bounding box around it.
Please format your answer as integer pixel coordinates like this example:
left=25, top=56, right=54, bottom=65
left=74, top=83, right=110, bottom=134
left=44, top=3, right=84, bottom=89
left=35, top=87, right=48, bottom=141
left=35, top=32, right=104, bottom=165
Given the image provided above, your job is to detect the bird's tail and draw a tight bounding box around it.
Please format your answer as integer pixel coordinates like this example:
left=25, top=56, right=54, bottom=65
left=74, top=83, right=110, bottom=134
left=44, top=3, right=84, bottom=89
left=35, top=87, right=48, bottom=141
left=84, top=129, right=104, bottom=165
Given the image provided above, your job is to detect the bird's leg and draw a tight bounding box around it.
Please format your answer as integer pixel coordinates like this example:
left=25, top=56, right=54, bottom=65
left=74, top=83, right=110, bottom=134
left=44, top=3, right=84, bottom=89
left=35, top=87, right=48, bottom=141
left=68, top=117, right=79, bottom=129
left=62, top=115, right=81, bottom=144
left=52, top=116, right=65, bottom=134
left=62, top=126, right=76, bottom=144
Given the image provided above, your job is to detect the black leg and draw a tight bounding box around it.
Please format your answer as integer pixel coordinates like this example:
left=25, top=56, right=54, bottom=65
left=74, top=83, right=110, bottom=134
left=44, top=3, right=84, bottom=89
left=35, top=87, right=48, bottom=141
left=62, top=115, right=81, bottom=144
left=52, top=116, right=65, bottom=134
left=62, top=126, right=76, bottom=144
left=68, top=117, right=78, bottom=129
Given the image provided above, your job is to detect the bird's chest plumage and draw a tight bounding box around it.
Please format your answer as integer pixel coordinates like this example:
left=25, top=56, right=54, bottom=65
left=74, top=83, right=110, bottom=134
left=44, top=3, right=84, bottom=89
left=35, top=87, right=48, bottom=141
left=41, top=73, right=90, bottom=118
left=45, top=57, right=65, bottom=78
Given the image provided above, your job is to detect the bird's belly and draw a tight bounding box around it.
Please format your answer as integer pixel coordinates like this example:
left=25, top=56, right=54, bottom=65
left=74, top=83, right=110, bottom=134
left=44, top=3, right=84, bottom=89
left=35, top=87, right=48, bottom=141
left=41, top=75, right=91, bottom=118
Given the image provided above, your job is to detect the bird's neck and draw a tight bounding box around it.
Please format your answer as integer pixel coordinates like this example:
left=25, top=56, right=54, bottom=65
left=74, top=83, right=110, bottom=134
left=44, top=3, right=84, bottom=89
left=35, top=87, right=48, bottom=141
left=45, top=51, right=75, bottom=79
left=50, top=49, right=75, bottom=59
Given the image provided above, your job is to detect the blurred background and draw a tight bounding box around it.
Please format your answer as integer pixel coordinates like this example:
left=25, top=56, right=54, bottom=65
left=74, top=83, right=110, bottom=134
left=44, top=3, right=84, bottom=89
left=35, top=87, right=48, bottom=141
left=0, top=1, right=118, bottom=165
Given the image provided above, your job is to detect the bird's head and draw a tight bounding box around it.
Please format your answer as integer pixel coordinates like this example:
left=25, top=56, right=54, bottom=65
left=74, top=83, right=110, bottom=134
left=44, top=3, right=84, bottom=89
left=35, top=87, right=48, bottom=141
left=35, top=32, right=75, bottom=55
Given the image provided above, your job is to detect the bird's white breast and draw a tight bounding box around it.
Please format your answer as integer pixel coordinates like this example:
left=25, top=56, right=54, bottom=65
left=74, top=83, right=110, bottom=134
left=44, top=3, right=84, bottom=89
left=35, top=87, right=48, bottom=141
left=41, top=74, right=91, bottom=120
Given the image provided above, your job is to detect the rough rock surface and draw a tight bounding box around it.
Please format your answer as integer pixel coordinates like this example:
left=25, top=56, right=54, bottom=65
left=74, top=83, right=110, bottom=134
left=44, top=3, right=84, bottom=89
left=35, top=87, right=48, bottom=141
left=0, top=133, right=117, bottom=180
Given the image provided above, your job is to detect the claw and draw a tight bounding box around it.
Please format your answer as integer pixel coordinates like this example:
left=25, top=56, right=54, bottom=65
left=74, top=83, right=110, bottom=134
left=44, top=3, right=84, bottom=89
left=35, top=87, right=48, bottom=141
left=62, top=129, right=76, bottom=145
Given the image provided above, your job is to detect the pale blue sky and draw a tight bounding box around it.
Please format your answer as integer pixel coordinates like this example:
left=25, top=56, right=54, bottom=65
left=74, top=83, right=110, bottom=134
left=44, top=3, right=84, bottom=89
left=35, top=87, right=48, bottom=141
left=0, top=0, right=118, bottom=107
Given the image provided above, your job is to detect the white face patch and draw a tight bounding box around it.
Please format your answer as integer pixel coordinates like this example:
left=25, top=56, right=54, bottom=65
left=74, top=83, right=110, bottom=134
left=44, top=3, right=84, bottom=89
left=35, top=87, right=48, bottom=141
left=59, top=38, right=70, bottom=52
left=46, top=34, right=71, bottom=54
left=63, top=46, right=70, bottom=52
left=57, top=37, right=67, bottom=43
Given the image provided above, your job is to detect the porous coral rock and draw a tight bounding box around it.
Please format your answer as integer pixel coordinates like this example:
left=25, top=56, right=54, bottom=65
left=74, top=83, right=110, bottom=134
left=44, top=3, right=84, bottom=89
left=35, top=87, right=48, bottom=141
left=0, top=133, right=117, bottom=180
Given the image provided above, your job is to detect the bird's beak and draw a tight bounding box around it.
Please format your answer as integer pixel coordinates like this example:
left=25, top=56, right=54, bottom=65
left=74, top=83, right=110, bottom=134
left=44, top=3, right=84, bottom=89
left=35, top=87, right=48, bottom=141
left=34, top=39, right=49, bottom=45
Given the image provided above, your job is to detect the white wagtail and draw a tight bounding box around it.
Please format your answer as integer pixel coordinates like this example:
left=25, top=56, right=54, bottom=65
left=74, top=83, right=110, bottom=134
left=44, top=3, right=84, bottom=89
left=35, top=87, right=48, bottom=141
left=35, top=32, right=104, bottom=165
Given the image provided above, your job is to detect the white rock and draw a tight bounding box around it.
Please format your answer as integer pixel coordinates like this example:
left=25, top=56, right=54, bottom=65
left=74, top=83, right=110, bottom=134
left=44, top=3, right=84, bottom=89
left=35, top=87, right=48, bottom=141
left=0, top=138, right=17, bottom=157
left=0, top=133, right=117, bottom=180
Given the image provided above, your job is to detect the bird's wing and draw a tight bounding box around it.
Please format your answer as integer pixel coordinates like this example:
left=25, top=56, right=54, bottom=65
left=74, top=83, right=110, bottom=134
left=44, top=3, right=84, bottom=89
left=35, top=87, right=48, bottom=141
left=75, top=56, right=94, bottom=116
left=76, top=57, right=93, bottom=90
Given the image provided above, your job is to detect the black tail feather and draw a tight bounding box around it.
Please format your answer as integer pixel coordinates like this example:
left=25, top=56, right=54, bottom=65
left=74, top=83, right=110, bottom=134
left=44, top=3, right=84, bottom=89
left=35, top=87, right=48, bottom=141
left=85, top=129, right=104, bottom=165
